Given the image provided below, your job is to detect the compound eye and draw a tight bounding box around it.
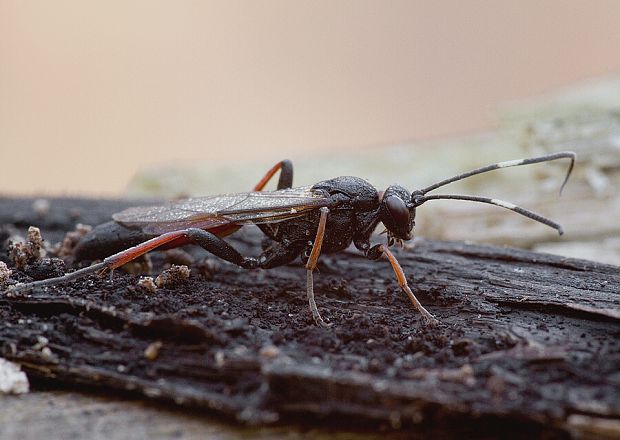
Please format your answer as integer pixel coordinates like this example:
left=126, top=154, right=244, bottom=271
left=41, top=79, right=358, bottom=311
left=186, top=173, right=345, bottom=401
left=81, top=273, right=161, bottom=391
left=385, top=196, right=410, bottom=226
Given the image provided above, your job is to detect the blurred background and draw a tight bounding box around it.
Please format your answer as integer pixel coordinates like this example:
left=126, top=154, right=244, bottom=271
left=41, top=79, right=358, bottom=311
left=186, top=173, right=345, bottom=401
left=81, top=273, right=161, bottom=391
left=1, top=0, right=620, bottom=194
left=1, top=0, right=620, bottom=262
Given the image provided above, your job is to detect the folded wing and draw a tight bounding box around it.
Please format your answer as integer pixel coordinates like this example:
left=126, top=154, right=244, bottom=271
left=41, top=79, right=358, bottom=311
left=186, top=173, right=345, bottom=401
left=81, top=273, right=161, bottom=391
left=112, top=186, right=330, bottom=234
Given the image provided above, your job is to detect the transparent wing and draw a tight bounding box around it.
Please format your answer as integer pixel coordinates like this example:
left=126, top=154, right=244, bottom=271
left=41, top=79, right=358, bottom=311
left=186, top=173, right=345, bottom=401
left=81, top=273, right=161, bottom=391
left=112, top=186, right=330, bottom=234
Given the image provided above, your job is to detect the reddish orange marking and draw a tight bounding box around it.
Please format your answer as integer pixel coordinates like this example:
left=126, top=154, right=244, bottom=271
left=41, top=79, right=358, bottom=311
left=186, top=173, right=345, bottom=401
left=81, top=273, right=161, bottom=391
left=108, top=161, right=287, bottom=267
left=106, top=230, right=188, bottom=269
left=306, top=208, right=329, bottom=271
left=253, top=161, right=285, bottom=191
left=157, top=161, right=286, bottom=251
left=378, top=245, right=407, bottom=287
left=378, top=244, right=437, bottom=323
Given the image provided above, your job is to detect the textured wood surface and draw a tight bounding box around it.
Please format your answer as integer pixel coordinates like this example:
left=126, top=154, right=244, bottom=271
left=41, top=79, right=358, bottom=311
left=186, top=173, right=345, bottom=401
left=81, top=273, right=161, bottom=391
left=1, top=197, right=619, bottom=439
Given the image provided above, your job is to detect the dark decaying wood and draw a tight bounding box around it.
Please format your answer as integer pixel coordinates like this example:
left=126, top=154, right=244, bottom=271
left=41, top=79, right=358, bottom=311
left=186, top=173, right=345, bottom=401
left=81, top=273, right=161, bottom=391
left=0, top=197, right=619, bottom=438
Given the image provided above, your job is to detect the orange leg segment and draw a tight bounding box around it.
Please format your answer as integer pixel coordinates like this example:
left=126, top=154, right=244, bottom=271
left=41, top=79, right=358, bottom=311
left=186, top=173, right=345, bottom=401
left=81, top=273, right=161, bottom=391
left=162, top=160, right=293, bottom=250
left=253, top=160, right=292, bottom=191
left=305, top=207, right=330, bottom=327
left=378, top=244, right=438, bottom=325
left=104, top=230, right=190, bottom=270
left=8, top=161, right=294, bottom=295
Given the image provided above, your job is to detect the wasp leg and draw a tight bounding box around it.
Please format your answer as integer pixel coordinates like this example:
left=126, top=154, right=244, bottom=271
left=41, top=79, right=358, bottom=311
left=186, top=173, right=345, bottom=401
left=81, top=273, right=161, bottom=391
left=256, top=160, right=294, bottom=238
left=6, top=261, right=109, bottom=294
left=8, top=161, right=296, bottom=295
left=305, top=207, right=330, bottom=327
left=253, top=159, right=293, bottom=191
left=255, top=241, right=302, bottom=269
left=367, top=244, right=438, bottom=325
left=107, top=160, right=294, bottom=264
left=8, top=228, right=262, bottom=294
left=110, top=228, right=261, bottom=270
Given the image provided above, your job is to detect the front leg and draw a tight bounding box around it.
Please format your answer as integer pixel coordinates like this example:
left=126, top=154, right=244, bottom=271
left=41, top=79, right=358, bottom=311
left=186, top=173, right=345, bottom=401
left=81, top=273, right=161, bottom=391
left=353, top=209, right=381, bottom=253
left=366, top=244, right=438, bottom=324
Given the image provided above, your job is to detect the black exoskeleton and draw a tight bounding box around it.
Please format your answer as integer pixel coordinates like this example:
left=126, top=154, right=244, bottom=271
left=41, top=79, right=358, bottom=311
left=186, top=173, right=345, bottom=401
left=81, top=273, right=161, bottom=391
left=10, top=152, right=576, bottom=327
left=74, top=174, right=413, bottom=270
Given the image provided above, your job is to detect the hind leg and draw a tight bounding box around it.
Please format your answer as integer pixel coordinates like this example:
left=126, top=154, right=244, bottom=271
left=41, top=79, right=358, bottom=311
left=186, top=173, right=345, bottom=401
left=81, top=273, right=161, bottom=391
left=253, top=160, right=293, bottom=191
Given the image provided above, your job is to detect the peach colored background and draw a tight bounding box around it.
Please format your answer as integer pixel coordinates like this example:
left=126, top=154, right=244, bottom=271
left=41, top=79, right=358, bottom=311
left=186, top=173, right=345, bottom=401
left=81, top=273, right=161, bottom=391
left=1, top=1, right=620, bottom=195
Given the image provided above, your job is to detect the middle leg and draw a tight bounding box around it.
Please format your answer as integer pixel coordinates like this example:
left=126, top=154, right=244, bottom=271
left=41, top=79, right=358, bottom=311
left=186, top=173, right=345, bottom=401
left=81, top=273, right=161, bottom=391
left=305, top=207, right=330, bottom=327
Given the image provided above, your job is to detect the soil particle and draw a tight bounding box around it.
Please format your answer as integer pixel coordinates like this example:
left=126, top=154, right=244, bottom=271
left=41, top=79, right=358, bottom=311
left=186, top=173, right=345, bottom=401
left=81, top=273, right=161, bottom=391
left=122, top=254, right=152, bottom=276
left=144, top=341, right=163, bottom=361
left=155, top=264, right=191, bottom=288
left=0, top=196, right=618, bottom=437
left=259, top=344, right=280, bottom=359
left=137, top=276, right=158, bottom=293
left=0, top=262, right=11, bottom=285
left=22, top=258, right=66, bottom=281
left=53, top=223, right=92, bottom=258
left=9, top=226, right=45, bottom=269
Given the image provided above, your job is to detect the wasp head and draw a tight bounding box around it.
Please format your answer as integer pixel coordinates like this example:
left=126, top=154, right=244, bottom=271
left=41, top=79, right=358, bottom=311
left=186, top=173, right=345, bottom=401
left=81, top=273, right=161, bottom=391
left=380, top=185, right=416, bottom=245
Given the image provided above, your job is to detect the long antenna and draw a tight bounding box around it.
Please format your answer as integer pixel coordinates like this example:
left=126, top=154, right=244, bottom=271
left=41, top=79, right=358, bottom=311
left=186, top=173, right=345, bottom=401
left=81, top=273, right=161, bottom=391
left=410, top=151, right=576, bottom=235
left=411, top=194, right=564, bottom=235
left=418, top=151, right=576, bottom=195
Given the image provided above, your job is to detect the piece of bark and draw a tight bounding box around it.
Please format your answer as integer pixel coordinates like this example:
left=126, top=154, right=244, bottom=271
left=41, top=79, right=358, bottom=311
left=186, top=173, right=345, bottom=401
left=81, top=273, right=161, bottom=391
left=0, top=197, right=619, bottom=438
left=1, top=389, right=412, bottom=440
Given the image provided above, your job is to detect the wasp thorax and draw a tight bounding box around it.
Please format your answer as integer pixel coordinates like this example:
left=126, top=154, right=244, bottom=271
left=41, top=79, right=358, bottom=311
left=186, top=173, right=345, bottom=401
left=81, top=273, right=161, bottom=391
left=380, top=185, right=416, bottom=241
